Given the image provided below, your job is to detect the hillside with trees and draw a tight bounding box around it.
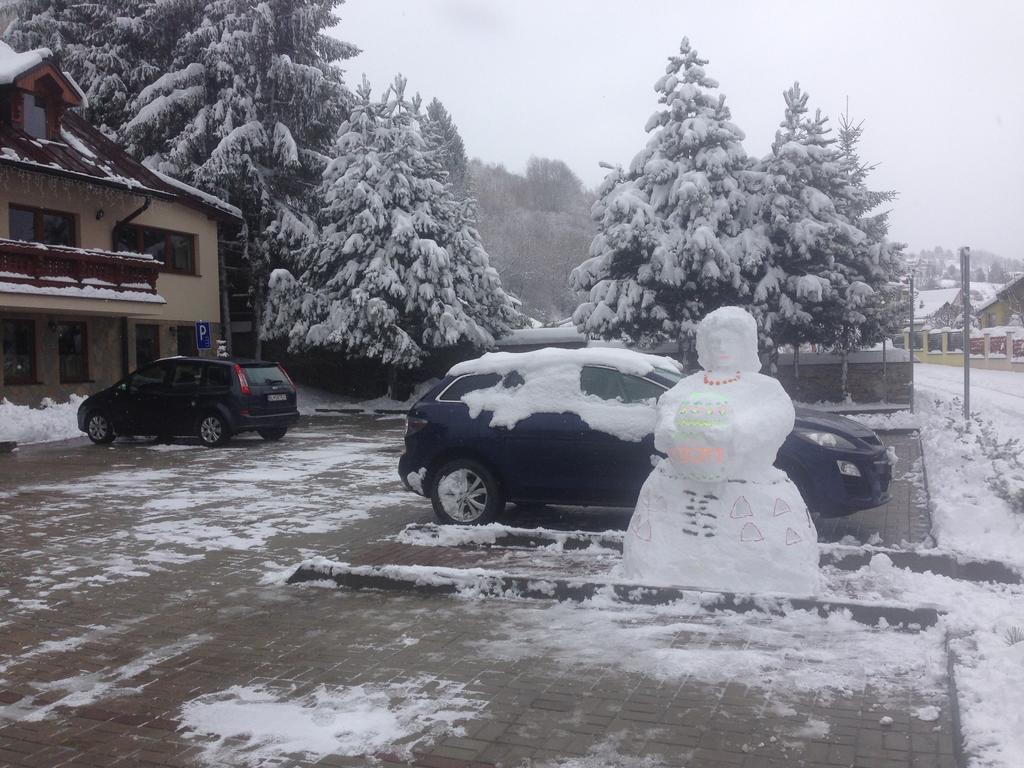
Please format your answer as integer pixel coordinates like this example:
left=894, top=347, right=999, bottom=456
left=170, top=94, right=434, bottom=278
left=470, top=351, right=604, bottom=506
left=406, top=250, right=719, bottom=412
left=471, top=157, right=595, bottom=322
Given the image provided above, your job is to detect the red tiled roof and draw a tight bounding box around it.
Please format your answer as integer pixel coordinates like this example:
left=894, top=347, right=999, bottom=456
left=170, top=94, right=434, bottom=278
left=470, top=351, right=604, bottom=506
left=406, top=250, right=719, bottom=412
left=0, top=112, right=241, bottom=222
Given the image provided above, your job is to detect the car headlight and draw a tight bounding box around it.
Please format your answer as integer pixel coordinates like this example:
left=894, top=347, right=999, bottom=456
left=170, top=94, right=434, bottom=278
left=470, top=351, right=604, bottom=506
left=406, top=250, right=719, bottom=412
left=796, top=430, right=856, bottom=451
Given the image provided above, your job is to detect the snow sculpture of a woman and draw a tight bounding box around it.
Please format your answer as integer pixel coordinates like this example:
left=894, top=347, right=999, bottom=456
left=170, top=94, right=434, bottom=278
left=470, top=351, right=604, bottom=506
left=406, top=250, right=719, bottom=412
left=622, top=306, right=819, bottom=595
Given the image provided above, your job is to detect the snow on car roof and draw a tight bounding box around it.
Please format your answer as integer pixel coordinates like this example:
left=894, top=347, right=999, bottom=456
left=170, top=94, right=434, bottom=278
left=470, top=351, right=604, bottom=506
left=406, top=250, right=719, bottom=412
left=449, top=346, right=681, bottom=379
left=449, top=346, right=682, bottom=442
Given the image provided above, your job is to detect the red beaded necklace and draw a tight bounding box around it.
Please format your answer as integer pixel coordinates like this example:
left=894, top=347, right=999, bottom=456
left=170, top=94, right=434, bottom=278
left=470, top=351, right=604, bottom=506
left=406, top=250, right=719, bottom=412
left=703, top=371, right=742, bottom=387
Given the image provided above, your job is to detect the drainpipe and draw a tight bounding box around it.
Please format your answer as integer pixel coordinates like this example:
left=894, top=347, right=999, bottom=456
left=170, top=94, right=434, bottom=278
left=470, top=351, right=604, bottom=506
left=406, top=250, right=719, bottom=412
left=112, top=197, right=152, bottom=249
left=120, top=317, right=130, bottom=377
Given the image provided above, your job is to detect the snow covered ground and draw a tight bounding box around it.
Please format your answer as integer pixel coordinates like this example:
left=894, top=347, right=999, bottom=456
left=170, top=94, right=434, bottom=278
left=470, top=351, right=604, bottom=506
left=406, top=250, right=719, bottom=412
left=914, top=365, right=1024, bottom=566
left=911, top=365, right=1024, bottom=767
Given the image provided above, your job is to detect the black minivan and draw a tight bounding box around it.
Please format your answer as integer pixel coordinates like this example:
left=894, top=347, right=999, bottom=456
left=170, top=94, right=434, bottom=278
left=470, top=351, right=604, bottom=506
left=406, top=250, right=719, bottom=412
left=77, top=357, right=299, bottom=447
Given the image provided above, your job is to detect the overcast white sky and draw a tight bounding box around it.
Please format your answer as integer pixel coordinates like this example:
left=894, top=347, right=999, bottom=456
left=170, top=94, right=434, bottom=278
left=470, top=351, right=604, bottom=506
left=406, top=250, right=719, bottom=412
left=333, top=0, right=1024, bottom=258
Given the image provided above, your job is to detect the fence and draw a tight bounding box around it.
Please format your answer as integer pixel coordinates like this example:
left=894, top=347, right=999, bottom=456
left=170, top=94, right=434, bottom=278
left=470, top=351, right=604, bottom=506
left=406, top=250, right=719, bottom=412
left=901, top=327, right=1024, bottom=372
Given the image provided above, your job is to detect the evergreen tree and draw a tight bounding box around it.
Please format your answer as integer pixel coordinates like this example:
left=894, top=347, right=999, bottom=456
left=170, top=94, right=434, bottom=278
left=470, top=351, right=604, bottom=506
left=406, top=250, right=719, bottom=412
left=121, top=0, right=358, bottom=355
left=755, top=83, right=872, bottom=353
left=571, top=38, right=767, bottom=348
left=264, top=77, right=519, bottom=368
left=423, top=97, right=469, bottom=198
left=824, top=111, right=904, bottom=353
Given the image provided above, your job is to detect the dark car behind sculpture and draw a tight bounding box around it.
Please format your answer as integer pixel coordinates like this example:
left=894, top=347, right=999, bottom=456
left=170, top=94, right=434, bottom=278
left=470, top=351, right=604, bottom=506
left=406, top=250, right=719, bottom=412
left=77, top=356, right=299, bottom=448
left=398, top=349, right=892, bottom=524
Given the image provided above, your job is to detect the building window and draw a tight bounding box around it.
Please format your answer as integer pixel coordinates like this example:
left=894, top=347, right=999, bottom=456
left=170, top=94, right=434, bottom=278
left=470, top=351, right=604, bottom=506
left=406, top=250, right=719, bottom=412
left=135, top=324, right=160, bottom=368
left=23, top=93, right=49, bottom=139
left=115, top=225, right=196, bottom=275
left=57, top=322, right=88, bottom=383
left=2, top=319, right=36, bottom=384
left=8, top=205, right=76, bottom=246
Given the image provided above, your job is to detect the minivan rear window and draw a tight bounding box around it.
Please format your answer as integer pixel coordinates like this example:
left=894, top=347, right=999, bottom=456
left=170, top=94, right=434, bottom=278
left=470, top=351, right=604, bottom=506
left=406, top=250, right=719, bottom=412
left=242, top=365, right=289, bottom=385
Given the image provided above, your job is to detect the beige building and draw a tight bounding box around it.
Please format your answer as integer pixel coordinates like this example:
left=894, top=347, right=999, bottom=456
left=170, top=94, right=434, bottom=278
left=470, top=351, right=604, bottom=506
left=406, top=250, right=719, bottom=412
left=0, top=43, right=242, bottom=405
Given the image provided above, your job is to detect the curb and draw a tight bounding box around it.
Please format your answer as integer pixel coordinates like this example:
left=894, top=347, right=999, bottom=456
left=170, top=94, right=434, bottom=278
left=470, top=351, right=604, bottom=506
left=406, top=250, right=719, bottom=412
left=944, top=632, right=971, bottom=768
left=288, top=560, right=944, bottom=630
left=914, top=429, right=938, bottom=547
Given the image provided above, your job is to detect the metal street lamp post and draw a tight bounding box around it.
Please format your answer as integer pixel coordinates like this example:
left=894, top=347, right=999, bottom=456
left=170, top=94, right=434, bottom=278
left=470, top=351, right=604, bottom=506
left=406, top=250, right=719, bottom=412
left=960, top=246, right=971, bottom=422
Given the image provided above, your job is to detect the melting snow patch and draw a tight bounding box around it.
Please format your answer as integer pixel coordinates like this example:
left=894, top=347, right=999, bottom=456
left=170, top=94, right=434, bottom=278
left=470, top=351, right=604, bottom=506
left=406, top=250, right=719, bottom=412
left=180, top=678, right=480, bottom=766
left=914, top=705, right=941, bottom=722
left=532, top=735, right=665, bottom=767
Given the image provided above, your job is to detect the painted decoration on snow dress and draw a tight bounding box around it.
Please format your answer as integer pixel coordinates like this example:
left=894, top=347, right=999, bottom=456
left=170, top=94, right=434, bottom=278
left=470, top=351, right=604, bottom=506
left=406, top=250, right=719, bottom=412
left=621, top=306, right=820, bottom=595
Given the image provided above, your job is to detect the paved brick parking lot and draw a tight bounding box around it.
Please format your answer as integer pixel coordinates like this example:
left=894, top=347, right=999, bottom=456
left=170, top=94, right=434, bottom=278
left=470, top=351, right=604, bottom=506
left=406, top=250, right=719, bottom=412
left=0, top=417, right=955, bottom=767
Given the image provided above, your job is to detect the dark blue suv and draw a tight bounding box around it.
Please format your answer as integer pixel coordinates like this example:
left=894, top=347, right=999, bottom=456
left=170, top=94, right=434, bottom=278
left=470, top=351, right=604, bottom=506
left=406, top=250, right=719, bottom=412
left=398, top=349, right=892, bottom=524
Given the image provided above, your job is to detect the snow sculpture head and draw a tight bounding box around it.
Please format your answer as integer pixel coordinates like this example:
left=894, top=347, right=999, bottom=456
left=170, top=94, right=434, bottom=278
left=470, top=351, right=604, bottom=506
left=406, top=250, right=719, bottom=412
left=695, top=307, right=761, bottom=373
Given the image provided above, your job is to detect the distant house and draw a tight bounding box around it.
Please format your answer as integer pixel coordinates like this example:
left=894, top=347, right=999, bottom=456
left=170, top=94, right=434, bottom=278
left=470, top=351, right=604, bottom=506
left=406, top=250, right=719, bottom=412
left=0, top=42, right=242, bottom=406
left=976, top=274, right=1024, bottom=329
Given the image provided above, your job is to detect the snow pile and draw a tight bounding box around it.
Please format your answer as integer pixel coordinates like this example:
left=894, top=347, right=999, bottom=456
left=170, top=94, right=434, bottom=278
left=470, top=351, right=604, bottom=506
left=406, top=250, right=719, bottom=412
left=180, top=678, right=480, bottom=765
left=451, top=347, right=681, bottom=441
left=953, top=634, right=1024, bottom=767
left=914, top=372, right=1024, bottom=568
left=847, top=410, right=921, bottom=431
left=0, top=396, right=84, bottom=444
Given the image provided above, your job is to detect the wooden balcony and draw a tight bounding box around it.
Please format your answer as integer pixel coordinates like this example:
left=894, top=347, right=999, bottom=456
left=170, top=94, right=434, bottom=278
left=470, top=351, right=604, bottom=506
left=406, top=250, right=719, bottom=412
left=0, top=238, right=160, bottom=295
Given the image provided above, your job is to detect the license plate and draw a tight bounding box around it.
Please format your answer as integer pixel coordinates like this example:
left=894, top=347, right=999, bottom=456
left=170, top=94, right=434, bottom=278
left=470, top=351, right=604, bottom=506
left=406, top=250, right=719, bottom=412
left=267, top=393, right=287, bottom=402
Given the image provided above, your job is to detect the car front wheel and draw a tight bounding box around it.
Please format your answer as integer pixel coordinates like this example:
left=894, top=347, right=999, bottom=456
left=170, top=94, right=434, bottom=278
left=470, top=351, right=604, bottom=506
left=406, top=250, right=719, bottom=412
left=86, top=412, right=116, bottom=444
left=198, top=413, right=231, bottom=447
left=430, top=459, right=504, bottom=525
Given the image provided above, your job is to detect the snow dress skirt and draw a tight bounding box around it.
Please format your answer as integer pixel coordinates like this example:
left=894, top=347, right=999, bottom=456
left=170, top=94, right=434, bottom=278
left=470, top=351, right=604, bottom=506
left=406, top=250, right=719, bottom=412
left=621, top=372, right=820, bottom=596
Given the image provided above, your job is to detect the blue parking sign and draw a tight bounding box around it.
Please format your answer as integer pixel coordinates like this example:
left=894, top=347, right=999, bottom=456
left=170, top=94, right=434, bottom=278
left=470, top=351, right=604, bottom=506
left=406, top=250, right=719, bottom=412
left=195, top=320, right=212, bottom=350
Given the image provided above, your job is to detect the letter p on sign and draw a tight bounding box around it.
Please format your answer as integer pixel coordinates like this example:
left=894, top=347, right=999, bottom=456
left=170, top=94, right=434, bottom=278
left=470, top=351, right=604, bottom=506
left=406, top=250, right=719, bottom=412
left=195, top=320, right=212, bottom=350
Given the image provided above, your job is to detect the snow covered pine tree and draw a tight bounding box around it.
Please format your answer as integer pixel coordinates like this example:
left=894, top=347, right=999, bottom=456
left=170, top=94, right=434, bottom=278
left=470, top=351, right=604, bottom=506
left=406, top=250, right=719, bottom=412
left=423, top=97, right=470, bottom=200
left=264, top=77, right=519, bottom=381
left=120, top=0, right=358, bottom=356
left=828, top=111, right=904, bottom=354
left=571, top=38, right=767, bottom=350
left=754, top=83, right=874, bottom=354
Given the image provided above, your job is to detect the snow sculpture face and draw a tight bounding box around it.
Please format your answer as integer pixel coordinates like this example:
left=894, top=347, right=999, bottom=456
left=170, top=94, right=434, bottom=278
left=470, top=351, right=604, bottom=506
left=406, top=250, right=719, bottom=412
left=695, top=307, right=761, bottom=373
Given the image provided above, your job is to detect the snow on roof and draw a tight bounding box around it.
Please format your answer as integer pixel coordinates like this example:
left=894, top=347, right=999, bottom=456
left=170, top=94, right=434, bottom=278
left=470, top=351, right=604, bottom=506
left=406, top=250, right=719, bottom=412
left=148, top=167, right=242, bottom=219
left=914, top=288, right=959, bottom=318
left=0, top=280, right=166, bottom=304
left=0, top=41, right=86, bottom=102
left=978, top=274, right=1024, bottom=312
left=0, top=41, right=49, bottom=85
left=0, top=103, right=239, bottom=222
